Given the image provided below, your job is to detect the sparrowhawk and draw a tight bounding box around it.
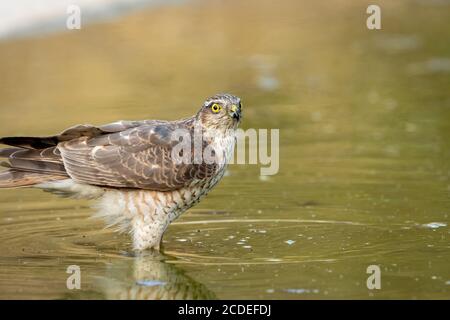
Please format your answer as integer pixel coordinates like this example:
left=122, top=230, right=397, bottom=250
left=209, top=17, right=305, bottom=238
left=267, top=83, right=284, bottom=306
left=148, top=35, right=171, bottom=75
left=0, top=94, right=242, bottom=251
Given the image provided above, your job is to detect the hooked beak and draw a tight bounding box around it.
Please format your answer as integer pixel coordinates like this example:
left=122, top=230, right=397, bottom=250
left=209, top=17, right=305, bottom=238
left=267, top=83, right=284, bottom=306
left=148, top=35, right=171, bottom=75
left=229, top=104, right=241, bottom=121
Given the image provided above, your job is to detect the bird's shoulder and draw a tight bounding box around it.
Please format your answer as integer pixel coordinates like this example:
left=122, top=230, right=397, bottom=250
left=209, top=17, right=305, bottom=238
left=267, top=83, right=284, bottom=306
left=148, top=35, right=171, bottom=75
left=57, top=117, right=196, bottom=148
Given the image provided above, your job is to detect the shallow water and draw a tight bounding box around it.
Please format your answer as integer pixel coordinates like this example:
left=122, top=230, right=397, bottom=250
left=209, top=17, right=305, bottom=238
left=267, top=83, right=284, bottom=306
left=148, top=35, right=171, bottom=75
left=0, top=0, right=449, bottom=299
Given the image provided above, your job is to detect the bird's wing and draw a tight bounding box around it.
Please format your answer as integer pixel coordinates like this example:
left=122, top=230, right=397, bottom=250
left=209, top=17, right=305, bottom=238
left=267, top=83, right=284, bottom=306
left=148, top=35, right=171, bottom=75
left=0, top=120, right=157, bottom=150
left=58, top=122, right=218, bottom=191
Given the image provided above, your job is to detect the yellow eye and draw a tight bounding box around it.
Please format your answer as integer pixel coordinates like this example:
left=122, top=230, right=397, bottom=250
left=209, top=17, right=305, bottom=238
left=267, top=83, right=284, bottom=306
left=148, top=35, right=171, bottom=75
left=211, top=103, right=222, bottom=113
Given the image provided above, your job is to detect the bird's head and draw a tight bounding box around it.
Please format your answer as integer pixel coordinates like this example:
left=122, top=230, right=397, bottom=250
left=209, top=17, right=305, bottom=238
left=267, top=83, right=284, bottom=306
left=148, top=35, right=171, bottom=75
left=196, top=93, right=242, bottom=131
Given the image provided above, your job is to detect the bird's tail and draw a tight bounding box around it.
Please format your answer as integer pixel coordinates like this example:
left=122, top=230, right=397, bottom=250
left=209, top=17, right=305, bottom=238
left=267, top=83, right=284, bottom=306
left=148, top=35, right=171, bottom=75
left=0, top=137, right=69, bottom=188
left=0, top=169, right=66, bottom=188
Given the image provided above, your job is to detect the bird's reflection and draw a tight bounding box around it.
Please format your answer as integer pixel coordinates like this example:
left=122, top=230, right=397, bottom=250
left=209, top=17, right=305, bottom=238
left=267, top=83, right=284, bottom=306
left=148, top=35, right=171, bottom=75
left=97, top=251, right=216, bottom=300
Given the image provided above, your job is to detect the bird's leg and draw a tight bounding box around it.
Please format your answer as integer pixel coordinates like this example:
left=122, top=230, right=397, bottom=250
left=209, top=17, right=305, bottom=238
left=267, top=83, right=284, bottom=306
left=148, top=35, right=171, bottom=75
left=95, top=189, right=181, bottom=251
left=131, top=214, right=170, bottom=251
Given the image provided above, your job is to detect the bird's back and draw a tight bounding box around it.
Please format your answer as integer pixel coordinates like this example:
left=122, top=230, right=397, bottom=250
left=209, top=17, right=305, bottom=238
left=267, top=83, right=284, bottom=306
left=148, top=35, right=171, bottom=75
left=0, top=116, right=221, bottom=191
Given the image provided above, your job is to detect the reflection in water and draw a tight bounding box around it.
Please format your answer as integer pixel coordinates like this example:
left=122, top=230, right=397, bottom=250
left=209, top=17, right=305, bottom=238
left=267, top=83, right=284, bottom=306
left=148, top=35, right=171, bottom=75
left=95, top=252, right=216, bottom=300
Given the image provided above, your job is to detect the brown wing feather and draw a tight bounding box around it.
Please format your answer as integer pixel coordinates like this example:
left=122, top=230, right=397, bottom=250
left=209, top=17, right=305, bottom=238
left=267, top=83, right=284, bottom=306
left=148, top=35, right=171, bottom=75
left=0, top=118, right=216, bottom=191
left=0, top=170, right=66, bottom=188
left=0, top=146, right=69, bottom=186
left=58, top=121, right=217, bottom=191
left=0, top=120, right=154, bottom=149
left=0, top=147, right=62, bottom=163
left=0, top=120, right=157, bottom=180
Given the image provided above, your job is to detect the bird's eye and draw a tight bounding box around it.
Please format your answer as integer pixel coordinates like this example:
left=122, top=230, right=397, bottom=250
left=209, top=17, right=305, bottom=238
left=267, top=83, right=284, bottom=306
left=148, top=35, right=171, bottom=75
left=211, top=103, right=222, bottom=113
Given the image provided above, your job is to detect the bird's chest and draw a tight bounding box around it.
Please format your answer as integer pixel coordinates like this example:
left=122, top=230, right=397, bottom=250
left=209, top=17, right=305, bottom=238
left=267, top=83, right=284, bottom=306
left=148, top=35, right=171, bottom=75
left=157, top=133, right=235, bottom=221
left=166, top=142, right=233, bottom=217
left=169, top=169, right=225, bottom=215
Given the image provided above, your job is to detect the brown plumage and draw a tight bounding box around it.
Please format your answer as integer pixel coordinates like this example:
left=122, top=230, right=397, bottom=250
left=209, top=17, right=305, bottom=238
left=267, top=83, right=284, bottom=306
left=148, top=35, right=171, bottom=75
left=0, top=119, right=215, bottom=190
left=0, top=93, right=242, bottom=251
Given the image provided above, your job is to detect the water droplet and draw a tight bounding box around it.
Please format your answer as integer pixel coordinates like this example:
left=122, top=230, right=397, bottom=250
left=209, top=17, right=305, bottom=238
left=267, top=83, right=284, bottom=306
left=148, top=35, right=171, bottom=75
left=422, top=222, right=446, bottom=229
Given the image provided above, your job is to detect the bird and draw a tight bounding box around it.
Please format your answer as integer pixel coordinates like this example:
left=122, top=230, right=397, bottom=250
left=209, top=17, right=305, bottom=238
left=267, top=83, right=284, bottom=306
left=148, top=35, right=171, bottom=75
left=0, top=93, right=242, bottom=251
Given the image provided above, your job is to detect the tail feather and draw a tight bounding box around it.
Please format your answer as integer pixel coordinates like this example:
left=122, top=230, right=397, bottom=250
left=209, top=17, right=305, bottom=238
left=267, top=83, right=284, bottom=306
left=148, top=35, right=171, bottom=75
left=0, top=169, right=66, bottom=188
left=0, top=148, right=20, bottom=158
left=8, top=158, right=66, bottom=175
left=0, top=138, right=68, bottom=188
left=0, top=147, right=62, bottom=163
left=0, top=136, right=59, bottom=149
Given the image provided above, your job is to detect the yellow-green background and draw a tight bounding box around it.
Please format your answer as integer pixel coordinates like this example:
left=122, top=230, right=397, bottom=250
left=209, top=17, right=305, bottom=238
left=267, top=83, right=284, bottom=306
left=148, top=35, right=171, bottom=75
left=0, top=0, right=449, bottom=299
